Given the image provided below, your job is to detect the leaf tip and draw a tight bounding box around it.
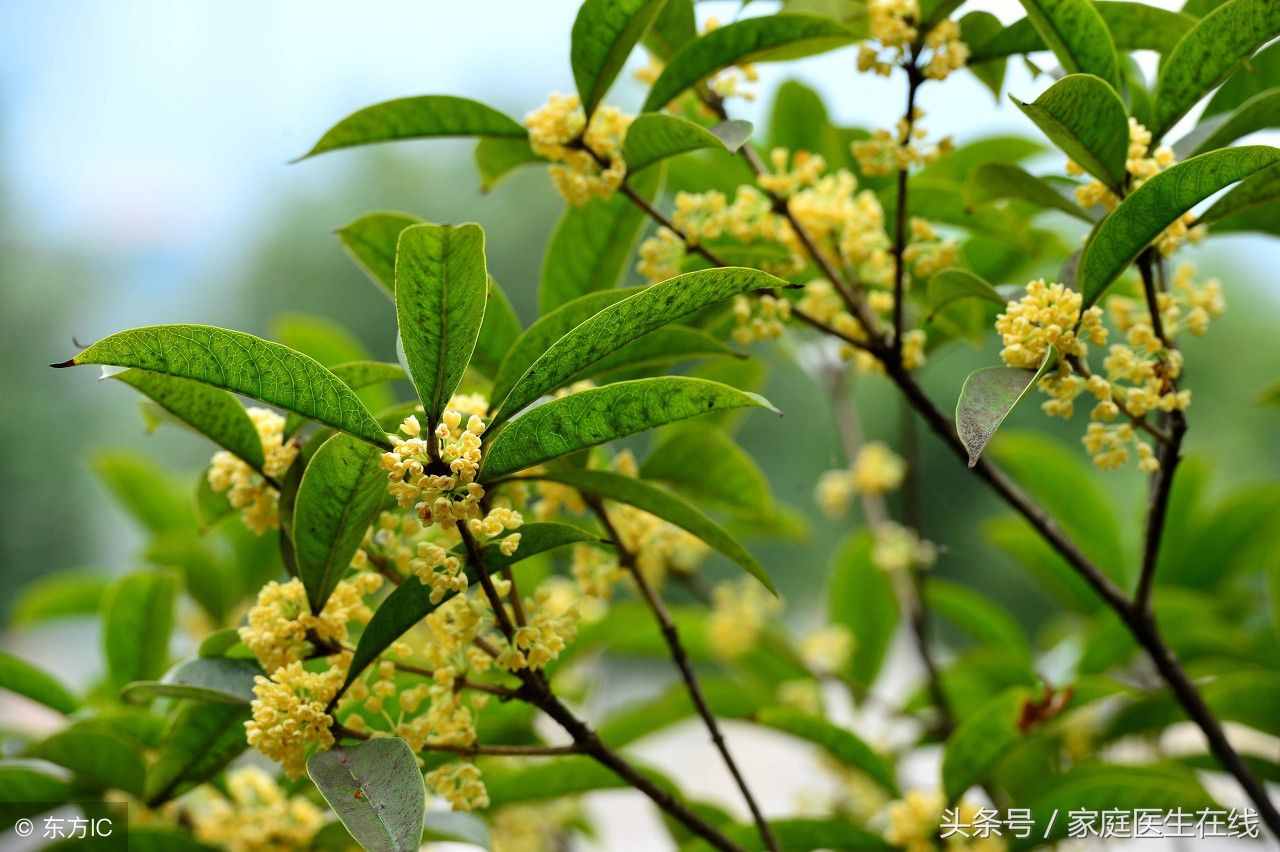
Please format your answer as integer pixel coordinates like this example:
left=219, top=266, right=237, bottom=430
left=50, top=358, right=77, bottom=369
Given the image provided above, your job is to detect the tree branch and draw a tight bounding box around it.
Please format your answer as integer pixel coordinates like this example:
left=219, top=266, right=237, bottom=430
left=892, top=62, right=924, bottom=363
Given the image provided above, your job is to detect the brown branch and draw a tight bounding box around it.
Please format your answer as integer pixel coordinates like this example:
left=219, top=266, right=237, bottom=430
left=587, top=497, right=779, bottom=852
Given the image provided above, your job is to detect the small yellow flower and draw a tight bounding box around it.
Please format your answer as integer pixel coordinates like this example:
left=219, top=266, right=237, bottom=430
left=707, top=577, right=782, bottom=660
left=207, top=407, right=299, bottom=534
left=426, top=761, right=489, bottom=811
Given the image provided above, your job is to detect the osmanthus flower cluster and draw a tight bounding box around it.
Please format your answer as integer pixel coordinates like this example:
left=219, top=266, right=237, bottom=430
left=179, top=767, right=328, bottom=851
left=207, top=407, right=299, bottom=534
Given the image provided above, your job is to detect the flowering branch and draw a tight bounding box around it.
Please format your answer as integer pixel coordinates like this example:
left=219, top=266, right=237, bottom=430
left=586, top=497, right=780, bottom=852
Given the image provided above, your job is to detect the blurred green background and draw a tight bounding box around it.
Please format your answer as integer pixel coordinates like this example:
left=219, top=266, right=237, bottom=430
left=3, top=0, right=1278, bottom=635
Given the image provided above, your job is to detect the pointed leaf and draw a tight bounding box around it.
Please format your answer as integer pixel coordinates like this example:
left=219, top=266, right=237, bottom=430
left=496, top=266, right=784, bottom=426
left=337, top=212, right=423, bottom=298
left=827, top=533, right=898, bottom=696
left=122, top=657, right=262, bottom=706
left=970, top=2, right=1193, bottom=63
left=927, top=268, right=1007, bottom=320
left=145, top=701, right=250, bottom=805
left=1203, top=39, right=1280, bottom=118
left=61, top=325, right=389, bottom=448
left=956, top=347, right=1056, bottom=467
left=482, top=377, right=778, bottom=481
left=8, top=571, right=108, bottom=629
left=539, top=163, right=662, bottom=314
left=0, top=651, right=78, bottom=714
left=588, top=325, right=741, bottom=381
left=572, top=0, right=670, bottom=117
left=642, top=15, right=856, bottom=112
left=475, top=137, right=545, bottom=192
left=1014, top=0, right=1121, bottom=91
left=472, top=278, right=522, bottom=380
left=623, top=113, right=751, bottom=173
left=395, top=223, right=488, bottom=428
left=28, top=725, right=146, bottom=796
left=1152, top=0, right=1280, bottom=138
left=492, top=290, right=632, bottom=407
left=507, top=467, right=773, bottom=591
left=294, top=433, right=389, bottom=612
left=300, top=96, right=525, bottom=160
left=1175, top=88, right=1280, bottom=157
left=1012, top=74, right=1129, bottom=193
left=113, top=369, right=265, bottom=471
left=102, top=571, right=176, bottom=690
left=942, top=688, right=1033, bottom=800
left=1079, top=146, right=1280, bottom=306
left=644, top=0, right=696, bottom=61
left=1199, top=160, right=1280, bottom=223
left=967, top=163, right=1093, bottom=222
left=308, top=737, right=426, bottom=852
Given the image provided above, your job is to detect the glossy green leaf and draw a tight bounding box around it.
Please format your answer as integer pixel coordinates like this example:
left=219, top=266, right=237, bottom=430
left=336, top=211, right=422, bottom=298
left=474, top=136, right=544, bottom=192
left=1012, top=74, right=1129, bottom=192
left=970, top=3, right=1193, bottom=63
left=1014, top=0, right=1120, bottom=91
left=61, top=325, right=389, bottom=448
left=122, top=657, right=261, bottom=705
left=472, top=278, right=522, bottom=380
left=572, top=0, right=669, bottom=117
left=308, top=737, right=425, bottom=852
left=1152, top=0, right=1280, bottom=137
left=1198, top=160, right=1280, bottom=224
left=585, top=325, right=741, bottom=381
left=642, top=15, right=856, bottom=112
left=925, top=579, right=1030, bottom=656
left=505, top=467, right=774, bottom=591
left=482, top=377, right=777, bottom=480
left=1079, top=146, right=1280, bottom=306
left=538, top=163, right=661, bottom=315
left=466, top=521, right=607, bottom=570
left=198, top=627, right=246, bottom=659
left=495, top=266, right=783, bottom=427
left=342, top=578, right=434, bottom=694
left=623, top=113, right=751, bottom=173
left=102, top=571, right=176, bottom=690
left=960, top=12, right=1008, bottom=99
left=28, top=726, right=146, bottom=796
left=9, top=571, right=109, bottom=628
left=491, top=289, right=632, bottom=406
left=926, top=268, right=1007, bottom=320
left=144, top=701, right=251, bottom=805
left=956, top=346, right=1055, bottom=467
left=395, top=222, right=488, bottom=428
left=641, top=424, right=772, bottom=517
left=942, top=688, right=1032, bottom=800
left=1175, top=88, right=1280, bottom=157
left=644, top=0, right=696, bottom=60
left=967, top=163, right=1093, bottom=222
left=0, top=651, right=77, bottom=714
left=294, top=433, right=389, bottom=611
left=827, top=533, right=898, bottom=695
left=299, top=95, right=525, bottom=160
left=756, top=707, right=899, bottom=795
left=1203, top=39, right=1280, bottom=117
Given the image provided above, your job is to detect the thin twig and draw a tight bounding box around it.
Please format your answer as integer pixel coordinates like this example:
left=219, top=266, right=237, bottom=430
left=892, top=61, right=925, bottom=362
left=587, top=498, right=780, bottom=852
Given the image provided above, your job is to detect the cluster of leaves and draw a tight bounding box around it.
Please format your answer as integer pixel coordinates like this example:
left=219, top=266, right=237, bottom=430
left=4, top=0, right=1280, bottom=850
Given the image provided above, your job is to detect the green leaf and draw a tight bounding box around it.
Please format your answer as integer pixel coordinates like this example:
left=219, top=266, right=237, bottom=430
left=960, top=12, right=1008, bottom=99
left=491, top=290, right=632, bottom=407
left=308, top=737, right=426, bottom=852
left=644, top=0, right=696, bottom=60
left=472, top=278, right=522, bottom=381
left=504, top=467, right=774, bottom=592
left=145, top=701, right=250, bottom=805
left=925, top=579, right=1030, bottom=657
left=61, top=325, right=389, bottom=448
left=341, top=578, right=435, bottom=695
left=641, top=424, right=772, bottom=517
left=336, top=212, right=422, bottom=298
left=572, top=0, right=669, bottom=117
left=194, top=470, right=235, bottom=531
left=102, top=571, right=176, bottom=689
left=970, top=3, right=1194, bottom=63
left=272, top=313, right=372, bottom=368
left=585, top=326, right=742, bottom=381
left=9, top=571, right=109, bottom=628
left=92, top=451, right=193, bottom=533
left=481, top=377, right=778, bottom=480
left=294, top=433, right=389, bottom=611
left=423, top=812, right=491, bottom=848
left=827, top=533, right=898, bottom=695
left=926, top=268, right=1007, bottom=321
left=1012, top=74, right=1129, bottom=192
left=955, top=346, right=1056, bottom=467
left=1203, top=39, right=1280, bottom=117
left=1014, top=0, right=1121, bottom=91
left=755, top=707, right=899, bottom=795
left=122, top=657, right=261, bottom=705
left=1198, top=157, right=1280, bottom=223
left=0, top=652, right=77, bottom=714
left=538, top=163, right=662, bottom=314
left=1017, top=764, right=1216, bottom=847
left=198, top=627, right=247, bottom=658
left=494, top=266, right=784, bottom=427
left=113, top=369, right=266, bottom=471
left=642, top=15, right=856, bottom=112
left=395, top=223, right=489, bottom=428
left=466, top=522, right=607, bottom=570
left=0, top=760, right=72, bottom=817
left=299, top=96, right=525, bottom=160
left=1175, top=88, right=1280, bottom=157
left=623, top=113, right=751, bottom=173
left=482, top=755, right=677, bottom=809
left=941, top=687, right=1032, bottom=800
left=966, top=163, right=1093, bottom=222
left=28, top=726, right=146, bottom=796
left=1152, top=0, right=1280, bottom=138
left=1079, top=146, right=1280, bottom=306
left=475, top=137, right=544, bottom=192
